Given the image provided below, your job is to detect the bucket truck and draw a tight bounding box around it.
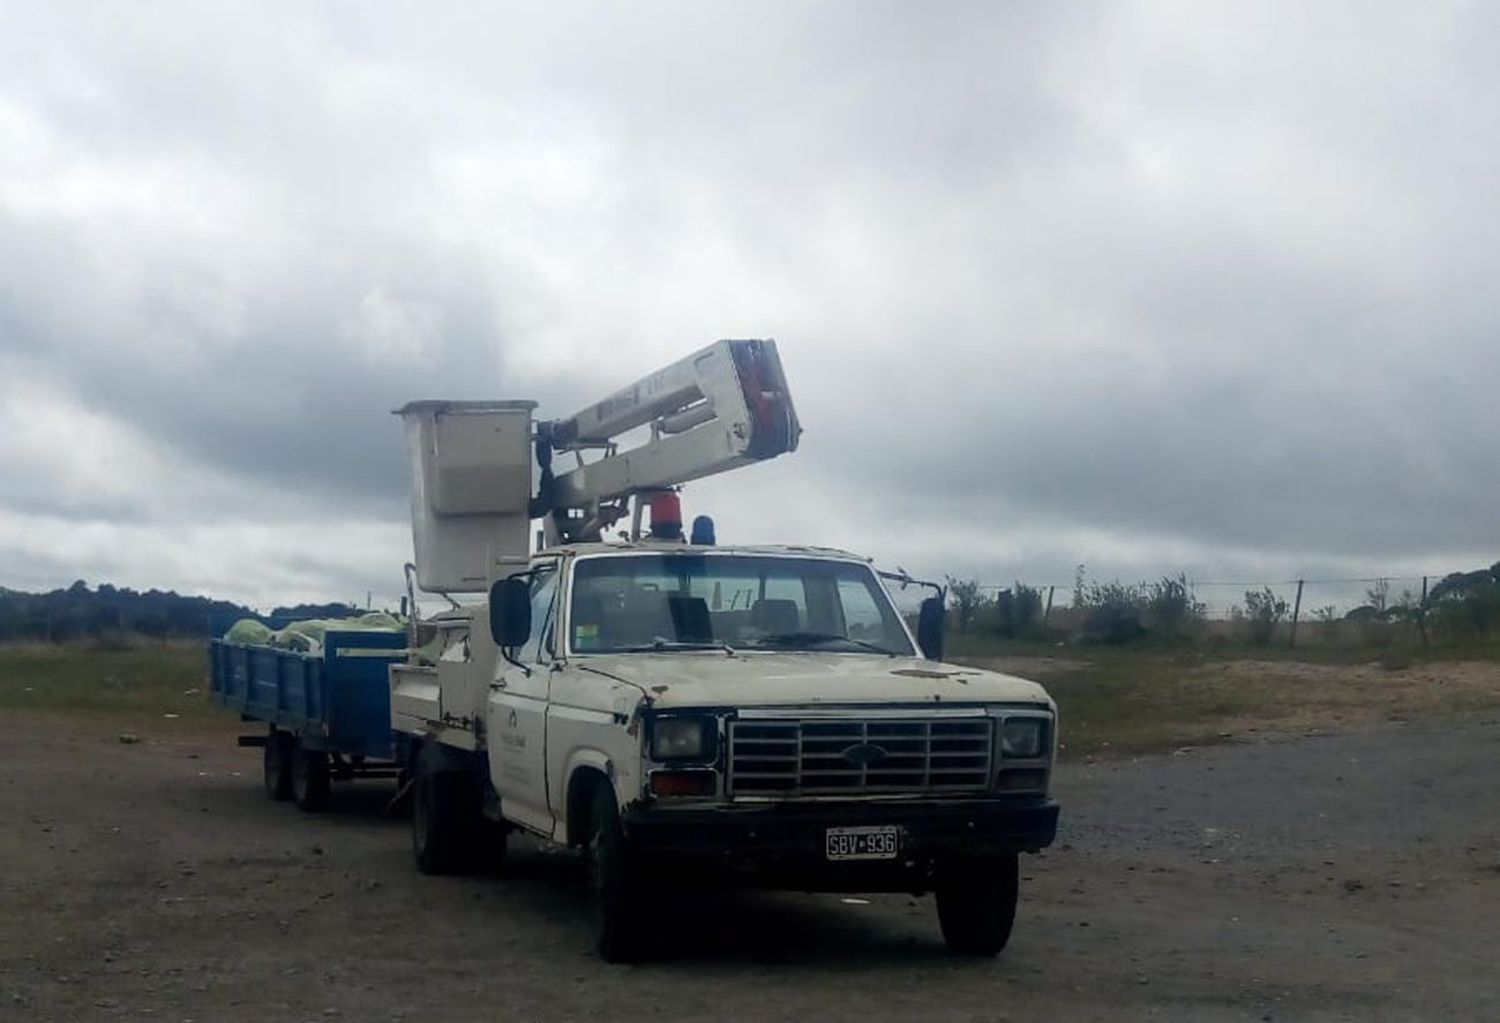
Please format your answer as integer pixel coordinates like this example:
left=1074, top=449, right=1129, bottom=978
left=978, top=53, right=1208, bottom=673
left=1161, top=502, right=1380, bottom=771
left=389, top=339, right=1059, bottom=961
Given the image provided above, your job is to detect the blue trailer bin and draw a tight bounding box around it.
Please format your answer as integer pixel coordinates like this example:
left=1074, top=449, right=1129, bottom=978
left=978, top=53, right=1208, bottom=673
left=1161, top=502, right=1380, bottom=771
left=209, top=630, right=408, bottom=809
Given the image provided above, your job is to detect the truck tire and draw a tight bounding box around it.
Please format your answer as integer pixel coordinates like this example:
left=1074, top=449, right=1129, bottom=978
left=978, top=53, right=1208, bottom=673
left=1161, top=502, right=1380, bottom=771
left=587, top=784, right=646, bottom=963
left=473, top=814, right=509, bottom=875
left=412, top=765, right=470, bottom=875
left=263, top=732, right=293, bottom=802
left=291, top=745, right=331, bottom=812
left=935, top=854, right=1019, bottom=956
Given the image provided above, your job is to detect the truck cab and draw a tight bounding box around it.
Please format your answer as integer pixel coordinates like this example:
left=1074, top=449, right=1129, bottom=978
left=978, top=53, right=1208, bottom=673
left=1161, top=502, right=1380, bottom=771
left=393, top=540, right=1058, bottom=960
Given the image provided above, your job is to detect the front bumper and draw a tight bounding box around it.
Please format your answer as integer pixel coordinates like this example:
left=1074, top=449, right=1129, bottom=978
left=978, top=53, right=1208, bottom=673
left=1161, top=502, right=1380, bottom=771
left=621, top=797, right=1059, bottom=892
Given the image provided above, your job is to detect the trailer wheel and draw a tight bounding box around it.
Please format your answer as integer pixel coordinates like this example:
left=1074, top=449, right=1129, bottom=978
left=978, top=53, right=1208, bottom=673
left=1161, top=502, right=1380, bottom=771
left=412, top=765, right=469, bottom=875
left=935, top=854, right=1019, bottom=956
left=263, top=732, right=293, bottom=801
left=587, top=783, right=647, bottom=963
left=291, top=745, right=331, bottom=812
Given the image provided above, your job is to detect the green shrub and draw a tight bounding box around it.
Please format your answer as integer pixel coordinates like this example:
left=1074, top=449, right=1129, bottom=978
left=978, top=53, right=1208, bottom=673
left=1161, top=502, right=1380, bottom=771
left=1143, top=574, right=1205, bottom=639
left=1424, top=564, right=1500, bottom=640
left=1429, top=581, right=1500, bottom=640
left=944, top=577, right=990, bottom=635
left=1243, top=587, right=1289, bottom=645
left=1079, top=580, right=1147, bottom=644
left=993, top=582, right=1045, bottom=638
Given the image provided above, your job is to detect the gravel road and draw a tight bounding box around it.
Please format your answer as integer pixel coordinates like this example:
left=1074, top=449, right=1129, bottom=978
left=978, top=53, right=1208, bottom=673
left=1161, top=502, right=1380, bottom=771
left=2, top=714, right=1497, bottom=1022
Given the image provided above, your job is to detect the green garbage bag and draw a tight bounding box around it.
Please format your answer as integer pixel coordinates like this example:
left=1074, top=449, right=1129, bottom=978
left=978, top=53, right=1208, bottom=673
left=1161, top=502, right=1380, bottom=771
left=268, top=623, right=322, bottom=653
left=265, top=613, right=404, bottom=654
left=224, top=619, right=272, bottom=645
left=286, top=619, right=329, bottom=644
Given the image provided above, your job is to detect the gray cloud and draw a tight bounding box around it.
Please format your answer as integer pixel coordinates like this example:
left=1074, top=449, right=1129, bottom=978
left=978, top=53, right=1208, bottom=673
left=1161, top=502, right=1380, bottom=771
left=1, top=2, right=1496, bottom=607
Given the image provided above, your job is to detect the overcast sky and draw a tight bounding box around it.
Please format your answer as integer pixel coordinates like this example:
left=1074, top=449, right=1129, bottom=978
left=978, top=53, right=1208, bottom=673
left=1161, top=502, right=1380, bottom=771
left=2, top=2, right=1496, bottom=610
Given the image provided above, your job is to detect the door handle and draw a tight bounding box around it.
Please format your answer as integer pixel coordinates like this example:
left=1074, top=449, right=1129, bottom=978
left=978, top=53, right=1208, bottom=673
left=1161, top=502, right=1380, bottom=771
left=490, top=679, right=508, bottom=690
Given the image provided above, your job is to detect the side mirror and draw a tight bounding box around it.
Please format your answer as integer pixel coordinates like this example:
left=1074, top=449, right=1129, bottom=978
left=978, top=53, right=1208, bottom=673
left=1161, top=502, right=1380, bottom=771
left=489, top=577, right=532, bottom=648
left=916, top=596, right=945, bottom=662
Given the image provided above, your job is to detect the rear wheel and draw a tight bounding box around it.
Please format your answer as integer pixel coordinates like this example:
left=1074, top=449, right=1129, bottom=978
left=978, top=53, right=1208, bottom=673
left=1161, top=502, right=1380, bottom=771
left=412, top=762, right=472, bottom=875
left=474, top=814, right=509, bottom=874
left=587, top=784, right=646, bottom=963
left=262, top=732, right=293, bottom=801
left=290, top=745, right=330, bottom=812
left=936, top=854, right=1019, bottom=956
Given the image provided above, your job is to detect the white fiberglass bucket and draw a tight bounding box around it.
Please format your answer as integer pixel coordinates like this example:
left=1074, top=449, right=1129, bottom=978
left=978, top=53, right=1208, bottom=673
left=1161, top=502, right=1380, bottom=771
left=396, top=400, right=536, bottom=593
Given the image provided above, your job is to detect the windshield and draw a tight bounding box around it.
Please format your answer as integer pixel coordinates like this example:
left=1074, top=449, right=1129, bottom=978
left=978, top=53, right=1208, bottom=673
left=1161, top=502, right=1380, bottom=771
left=568, top=554, right=916, bottom=656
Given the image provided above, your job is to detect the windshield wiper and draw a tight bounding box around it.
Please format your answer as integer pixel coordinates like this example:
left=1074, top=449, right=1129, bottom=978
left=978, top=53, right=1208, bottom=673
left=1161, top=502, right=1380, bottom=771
left=612, top=638, right=736, bottom=656
left=750, top=632, right=898, bottom=656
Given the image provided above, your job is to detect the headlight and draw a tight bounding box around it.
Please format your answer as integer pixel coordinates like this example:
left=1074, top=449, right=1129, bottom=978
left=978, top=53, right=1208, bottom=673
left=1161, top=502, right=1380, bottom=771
left=650, top=717, right=714, bottom=761
left=1000, top=718, right=1045, bottom=758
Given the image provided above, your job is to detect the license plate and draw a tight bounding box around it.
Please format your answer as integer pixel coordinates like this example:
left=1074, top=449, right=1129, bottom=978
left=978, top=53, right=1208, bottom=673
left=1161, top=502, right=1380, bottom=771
left=825, top=825, right=900, bottom=861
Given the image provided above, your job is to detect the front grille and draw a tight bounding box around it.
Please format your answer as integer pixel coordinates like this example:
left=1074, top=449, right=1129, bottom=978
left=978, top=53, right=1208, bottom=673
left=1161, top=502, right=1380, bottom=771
left=727, top=717, right=994, bottom=798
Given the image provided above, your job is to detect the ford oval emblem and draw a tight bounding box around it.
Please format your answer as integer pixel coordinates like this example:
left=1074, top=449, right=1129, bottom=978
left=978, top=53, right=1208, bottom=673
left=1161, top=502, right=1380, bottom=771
left=842, top=742, right=888, bottom=767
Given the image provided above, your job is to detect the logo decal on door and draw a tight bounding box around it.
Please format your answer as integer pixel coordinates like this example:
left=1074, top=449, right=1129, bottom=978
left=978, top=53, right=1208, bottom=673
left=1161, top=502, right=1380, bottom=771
left=499, top=707, right=527, bottom=750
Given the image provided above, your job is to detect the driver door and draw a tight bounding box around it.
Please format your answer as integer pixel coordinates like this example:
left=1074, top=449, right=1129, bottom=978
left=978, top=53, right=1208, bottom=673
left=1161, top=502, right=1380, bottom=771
left=486, top=563, right=558, bottom=835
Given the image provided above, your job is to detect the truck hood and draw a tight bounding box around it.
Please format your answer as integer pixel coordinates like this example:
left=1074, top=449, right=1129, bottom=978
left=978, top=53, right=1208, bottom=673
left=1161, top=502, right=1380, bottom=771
left=575, top=652, right=1053, bottom=711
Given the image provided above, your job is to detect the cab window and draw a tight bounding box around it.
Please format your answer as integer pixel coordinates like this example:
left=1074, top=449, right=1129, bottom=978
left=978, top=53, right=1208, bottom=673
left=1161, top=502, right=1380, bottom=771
left=517, top=565, right=558, bottom=664
left=568, top=554, right=914, bottom=656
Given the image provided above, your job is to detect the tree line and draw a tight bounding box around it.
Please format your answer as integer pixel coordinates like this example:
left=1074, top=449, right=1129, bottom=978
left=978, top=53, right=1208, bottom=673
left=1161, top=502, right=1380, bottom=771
left=0, top=581, right=357, bottom=642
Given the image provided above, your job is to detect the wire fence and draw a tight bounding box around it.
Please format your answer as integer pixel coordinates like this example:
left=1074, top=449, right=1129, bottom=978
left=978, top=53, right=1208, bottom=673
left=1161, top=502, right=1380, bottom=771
left=966, top=574, right=1445, bottom=622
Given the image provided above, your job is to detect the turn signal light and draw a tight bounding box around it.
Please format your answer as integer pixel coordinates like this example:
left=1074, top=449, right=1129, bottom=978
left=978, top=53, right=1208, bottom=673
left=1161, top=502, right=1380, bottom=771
left=649, top=770, right=717, bottom=798
left=997, top=768, right=1047, bottom=792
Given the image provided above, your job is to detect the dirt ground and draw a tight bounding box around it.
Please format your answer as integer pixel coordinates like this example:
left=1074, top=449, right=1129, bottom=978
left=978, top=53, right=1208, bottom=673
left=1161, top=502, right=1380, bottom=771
left=2, top=711, right=1498, bottom=1022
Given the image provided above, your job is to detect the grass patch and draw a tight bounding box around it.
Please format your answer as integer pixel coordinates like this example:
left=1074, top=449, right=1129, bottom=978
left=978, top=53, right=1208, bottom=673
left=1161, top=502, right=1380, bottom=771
left=8, top=634, right=1498, bottom=759
left=0, top=639, right=224, bottom=728
left=952, top=643, right=1500, bottom=758
left=952, top=648, right=1251, bottom=755
left=945, top=631, right=1500, bottom=666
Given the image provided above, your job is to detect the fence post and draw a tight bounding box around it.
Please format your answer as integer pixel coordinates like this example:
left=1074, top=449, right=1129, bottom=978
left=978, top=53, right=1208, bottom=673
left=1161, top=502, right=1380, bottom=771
left=1288, top=579, right=1304, bottom=647
left=1043, top=586, right=1055, bottom=623
left=1417, top=575, right=1429, bottom=646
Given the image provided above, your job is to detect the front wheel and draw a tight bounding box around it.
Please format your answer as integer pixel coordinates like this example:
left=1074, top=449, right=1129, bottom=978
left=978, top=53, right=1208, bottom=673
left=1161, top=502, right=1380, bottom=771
left=587, top=784, right=646, bottom=963
left=935, top=854, right=1019, bottom=956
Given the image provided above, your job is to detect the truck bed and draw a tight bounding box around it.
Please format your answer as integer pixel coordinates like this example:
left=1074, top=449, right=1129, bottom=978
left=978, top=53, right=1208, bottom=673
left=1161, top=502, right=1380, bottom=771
left=208, top=630, right=407, bottom=760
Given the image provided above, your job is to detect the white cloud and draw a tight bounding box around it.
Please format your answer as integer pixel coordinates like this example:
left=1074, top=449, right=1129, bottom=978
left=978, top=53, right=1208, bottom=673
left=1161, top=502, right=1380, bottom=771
left=0, top=503, right=410, bottom=609
left=1, top=1, right=1496, bottom=603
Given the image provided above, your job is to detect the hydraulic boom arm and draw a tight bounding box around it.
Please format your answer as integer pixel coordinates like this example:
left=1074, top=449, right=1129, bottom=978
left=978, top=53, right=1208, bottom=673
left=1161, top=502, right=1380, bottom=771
left=397, top=339, right=800, bottom=591
left=534, top=339, right=800, bottom=538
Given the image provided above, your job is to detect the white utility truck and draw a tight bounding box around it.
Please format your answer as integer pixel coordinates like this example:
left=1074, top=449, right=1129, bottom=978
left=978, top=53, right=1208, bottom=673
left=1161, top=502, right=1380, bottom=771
left=389, top=340, right=1059, bottom=961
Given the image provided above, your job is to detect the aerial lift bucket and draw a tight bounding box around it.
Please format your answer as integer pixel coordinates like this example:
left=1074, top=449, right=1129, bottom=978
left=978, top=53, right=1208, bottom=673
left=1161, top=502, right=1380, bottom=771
left=396, top=400, right=537, bottom=593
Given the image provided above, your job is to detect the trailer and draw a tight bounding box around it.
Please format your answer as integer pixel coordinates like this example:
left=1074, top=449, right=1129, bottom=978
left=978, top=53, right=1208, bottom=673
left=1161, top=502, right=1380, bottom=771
left=209, top=630, right=408, bottom=811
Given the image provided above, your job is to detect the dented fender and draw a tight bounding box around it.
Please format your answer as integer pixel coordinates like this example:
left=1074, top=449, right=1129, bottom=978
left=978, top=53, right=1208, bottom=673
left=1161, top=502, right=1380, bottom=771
left=545, top=665, right=652, bottom=844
